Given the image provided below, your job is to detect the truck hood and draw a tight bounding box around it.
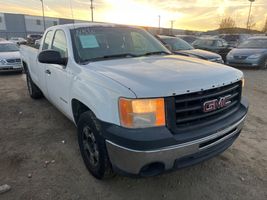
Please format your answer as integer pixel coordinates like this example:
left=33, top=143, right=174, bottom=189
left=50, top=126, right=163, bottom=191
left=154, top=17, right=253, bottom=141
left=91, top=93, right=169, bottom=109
left=177, top=49, right=221, bottom=60
left=88, top=55, right=243, bottom=98
left=0, top=51, right=20, bottom=60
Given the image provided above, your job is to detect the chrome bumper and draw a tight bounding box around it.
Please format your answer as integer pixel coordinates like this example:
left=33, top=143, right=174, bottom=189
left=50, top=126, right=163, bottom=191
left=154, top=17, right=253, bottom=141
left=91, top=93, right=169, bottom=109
left=106, top=115, right=246, bottom=175
left=0, top=64, right=22, bottom=71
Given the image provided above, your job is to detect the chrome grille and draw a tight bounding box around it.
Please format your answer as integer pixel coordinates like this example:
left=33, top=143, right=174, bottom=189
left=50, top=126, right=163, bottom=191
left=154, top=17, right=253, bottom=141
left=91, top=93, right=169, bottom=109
left=6, top=58, right=21, bottom=64
left=174, top=81, right=242, bottom=128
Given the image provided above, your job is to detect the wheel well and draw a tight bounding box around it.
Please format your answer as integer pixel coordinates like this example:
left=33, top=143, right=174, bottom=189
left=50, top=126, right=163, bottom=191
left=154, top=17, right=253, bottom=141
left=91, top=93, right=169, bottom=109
left=72, top=99, right=90, bottom=124
left=22, top=61, right=28, bottom=73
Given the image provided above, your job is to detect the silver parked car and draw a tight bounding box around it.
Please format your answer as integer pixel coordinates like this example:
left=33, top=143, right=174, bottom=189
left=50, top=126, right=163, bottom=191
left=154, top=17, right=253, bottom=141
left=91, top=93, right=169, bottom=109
left=0, top=41, right=23, bottom=73
left=9, top=37, right=27, bottom=45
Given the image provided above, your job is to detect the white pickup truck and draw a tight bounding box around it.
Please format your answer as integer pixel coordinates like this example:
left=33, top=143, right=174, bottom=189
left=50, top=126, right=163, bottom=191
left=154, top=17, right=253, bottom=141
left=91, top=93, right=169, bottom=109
left=20, top=23, right=248, bottom=179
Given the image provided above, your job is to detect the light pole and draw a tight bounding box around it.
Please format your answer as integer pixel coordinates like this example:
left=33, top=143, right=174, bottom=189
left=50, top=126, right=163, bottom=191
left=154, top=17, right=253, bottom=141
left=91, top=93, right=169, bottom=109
left=40, top=0, right=46, bottom=31
left=158, top=15, right=161, bottom=34
left=247, top=0, right=255, bottom=29
left=90, top=0, right=94, bottom=22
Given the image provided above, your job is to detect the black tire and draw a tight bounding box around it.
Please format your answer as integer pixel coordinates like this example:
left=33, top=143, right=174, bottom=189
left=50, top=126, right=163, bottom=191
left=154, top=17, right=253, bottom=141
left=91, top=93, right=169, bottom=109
left=26, top=72, right=43, bottom=99
left=259, top=58, right=267, bottom=70
left=77, top=111, right=114, bottom=179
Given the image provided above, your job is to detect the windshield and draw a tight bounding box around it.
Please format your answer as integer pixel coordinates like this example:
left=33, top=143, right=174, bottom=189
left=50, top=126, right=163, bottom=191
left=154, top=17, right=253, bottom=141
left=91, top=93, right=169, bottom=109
left=71, top=26, right=170, bottom=63
left=238, top=39, right=267, bottom=49
left=193, top=39, right=216, bottom=46
left=179, top=36, right=197, bottom=44
left=223, top=35, right=239, bottom=42
left=161, top=37, right=193, bottom=51
left=0, top=43, right=19, bottom=52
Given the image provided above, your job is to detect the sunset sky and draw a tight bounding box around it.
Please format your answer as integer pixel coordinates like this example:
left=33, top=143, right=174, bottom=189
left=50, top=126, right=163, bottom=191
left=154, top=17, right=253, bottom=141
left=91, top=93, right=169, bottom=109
left=1, top=0, right=267, bottom=31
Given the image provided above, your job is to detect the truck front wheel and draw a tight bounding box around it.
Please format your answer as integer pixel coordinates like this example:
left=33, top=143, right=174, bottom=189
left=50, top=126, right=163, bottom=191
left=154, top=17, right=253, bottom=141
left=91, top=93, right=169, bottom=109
left=77, top=111, right=114, bottom=179
left=26, top=72, right=43, bottom=99
left=260, top=58, right=267, bottom=70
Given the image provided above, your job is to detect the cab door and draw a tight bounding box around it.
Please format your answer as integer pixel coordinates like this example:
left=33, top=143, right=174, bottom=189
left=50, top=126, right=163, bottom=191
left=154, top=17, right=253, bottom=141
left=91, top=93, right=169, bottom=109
left=45, top=29, right=72, bottom=117
left=37, top=30, right=54, bottom=98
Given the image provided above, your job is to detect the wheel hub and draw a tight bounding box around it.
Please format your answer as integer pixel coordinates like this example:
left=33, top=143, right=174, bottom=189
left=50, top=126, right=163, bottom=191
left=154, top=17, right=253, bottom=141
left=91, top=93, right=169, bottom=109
left=82, top=126, right=99, bottom=167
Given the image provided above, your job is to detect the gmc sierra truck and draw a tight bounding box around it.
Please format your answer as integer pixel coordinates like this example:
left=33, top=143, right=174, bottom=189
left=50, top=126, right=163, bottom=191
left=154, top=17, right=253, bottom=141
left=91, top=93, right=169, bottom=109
left=20, top=23, right=248, bottom=179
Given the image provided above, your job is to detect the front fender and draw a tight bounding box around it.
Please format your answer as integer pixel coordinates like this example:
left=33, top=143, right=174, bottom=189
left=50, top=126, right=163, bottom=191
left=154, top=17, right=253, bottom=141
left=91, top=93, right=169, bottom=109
left=70, top=69, right=136, bottom=125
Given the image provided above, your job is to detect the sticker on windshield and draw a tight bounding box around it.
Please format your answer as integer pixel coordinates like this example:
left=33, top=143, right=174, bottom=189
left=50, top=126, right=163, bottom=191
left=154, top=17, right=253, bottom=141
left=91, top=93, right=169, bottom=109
left=79, top=35, right=99, bottom=48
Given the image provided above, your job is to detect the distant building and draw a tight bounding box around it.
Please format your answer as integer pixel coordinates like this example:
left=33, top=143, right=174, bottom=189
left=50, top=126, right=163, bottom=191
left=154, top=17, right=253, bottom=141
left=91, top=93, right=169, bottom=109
left=0, top=12, right=187, bottom=39
left=0, top=12, right=85, bottom=39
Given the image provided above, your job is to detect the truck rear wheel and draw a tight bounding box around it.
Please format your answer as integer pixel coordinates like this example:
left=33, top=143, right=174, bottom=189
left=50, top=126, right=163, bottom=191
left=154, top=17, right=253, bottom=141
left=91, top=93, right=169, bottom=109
left=26, top=72, right=43, bottom=99
left=77, top=111, right=114, bottom=179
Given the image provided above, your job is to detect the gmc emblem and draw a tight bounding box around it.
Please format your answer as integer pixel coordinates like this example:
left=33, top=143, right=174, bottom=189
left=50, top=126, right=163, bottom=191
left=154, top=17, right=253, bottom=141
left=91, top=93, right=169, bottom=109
left=203, top=95, right=232, bottom=113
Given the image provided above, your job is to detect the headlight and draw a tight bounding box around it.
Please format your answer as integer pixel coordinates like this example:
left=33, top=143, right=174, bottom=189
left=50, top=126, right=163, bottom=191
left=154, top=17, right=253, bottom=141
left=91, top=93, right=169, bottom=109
left=119, top=98, right=165, bottom=128
left=247, top=54, right=261, bottom=59
left=241, top=77, right=245, bottom=87
left=209, top=57, right=223, bottom=63
left=0, top=59, right=7, bottom=65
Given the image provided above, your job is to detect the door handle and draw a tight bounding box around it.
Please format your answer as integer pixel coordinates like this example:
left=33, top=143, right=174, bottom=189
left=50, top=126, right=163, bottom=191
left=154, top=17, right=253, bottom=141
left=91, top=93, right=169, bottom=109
left=45, top=69, right=51, bottom=75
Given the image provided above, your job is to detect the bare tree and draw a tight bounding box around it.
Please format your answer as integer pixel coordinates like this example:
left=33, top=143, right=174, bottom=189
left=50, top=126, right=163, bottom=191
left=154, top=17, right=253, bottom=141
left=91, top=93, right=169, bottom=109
left=247, top=15, right=256, bottom=30
left=219, top=17, right=236, bottom=29
left=262, top=17, right=267, bottom=33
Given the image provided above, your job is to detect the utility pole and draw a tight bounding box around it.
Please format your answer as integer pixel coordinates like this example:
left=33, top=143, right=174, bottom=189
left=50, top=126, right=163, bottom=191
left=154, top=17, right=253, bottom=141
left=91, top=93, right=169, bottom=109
left=90, top=0, right=94, bottom=22
left=158, top=15, right=161, bottom=34
left=40, top=0, right=46, bottom=31
left=170, top=20, right=174, bottom=35
left=247, top=0, right=255, bottom=29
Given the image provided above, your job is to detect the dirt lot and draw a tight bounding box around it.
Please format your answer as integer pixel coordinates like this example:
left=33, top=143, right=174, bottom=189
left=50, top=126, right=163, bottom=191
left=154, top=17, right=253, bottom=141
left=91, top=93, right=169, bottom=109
left=0, top=70, right=266, bottom=200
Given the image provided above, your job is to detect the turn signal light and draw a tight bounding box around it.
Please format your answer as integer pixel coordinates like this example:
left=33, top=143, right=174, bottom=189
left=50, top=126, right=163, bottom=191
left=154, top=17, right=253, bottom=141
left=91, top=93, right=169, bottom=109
left=119, top=98, right=166, bottom=128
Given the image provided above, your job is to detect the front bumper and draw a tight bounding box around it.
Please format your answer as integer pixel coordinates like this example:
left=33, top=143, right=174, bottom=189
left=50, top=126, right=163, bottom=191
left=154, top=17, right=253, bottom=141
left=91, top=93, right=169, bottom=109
left=103, top=98, right=248, bottom=176
left=0, top=64, right=23, bottom=72
left=106, top=116, right=245, bottom=176
left=226, top=58, right=261, bottom=68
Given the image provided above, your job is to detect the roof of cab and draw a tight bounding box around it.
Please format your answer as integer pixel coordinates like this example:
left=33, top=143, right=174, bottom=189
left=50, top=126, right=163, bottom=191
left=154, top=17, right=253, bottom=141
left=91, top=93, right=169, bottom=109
left=50, top=22, right=134, bottom=30
left=157, top=35, right=176, bottom=39
left=249, top=36, right=267, bottom=40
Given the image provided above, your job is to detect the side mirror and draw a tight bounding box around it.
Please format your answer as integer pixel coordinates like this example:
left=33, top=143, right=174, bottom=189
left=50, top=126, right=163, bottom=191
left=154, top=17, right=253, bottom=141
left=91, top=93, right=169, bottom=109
left=38, top=50, right=67, bottom=66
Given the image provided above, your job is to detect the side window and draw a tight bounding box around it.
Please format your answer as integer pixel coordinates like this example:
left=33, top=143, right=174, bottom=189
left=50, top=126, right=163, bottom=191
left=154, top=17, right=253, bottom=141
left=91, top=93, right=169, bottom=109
left=216, top=40, right=223, bottom=47
left=42, top=31, right=53, bottom=50
left=51, top=30, right=68, bottom=58
left=36, top=19, right=41, bottom=25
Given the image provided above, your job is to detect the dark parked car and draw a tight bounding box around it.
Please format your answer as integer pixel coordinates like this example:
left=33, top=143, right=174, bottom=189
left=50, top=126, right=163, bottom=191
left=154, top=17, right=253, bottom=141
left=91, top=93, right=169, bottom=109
left=27, top=34, right=42, bottom=44
left=157, top=35, right=223, bottom=63
left=220, top=34, right=250, bottom=48
left=226, top=36, right=267, bottom=69
left=176, top=35, right=198, bottom=44
left=192, top=38, right=232, bottom=61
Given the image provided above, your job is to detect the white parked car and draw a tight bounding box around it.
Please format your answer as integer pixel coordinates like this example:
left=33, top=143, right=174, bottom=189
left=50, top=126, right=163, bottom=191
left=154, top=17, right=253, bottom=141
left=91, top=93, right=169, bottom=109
left=9, top=37, right=27, bottom=45
left=20, top=23, right=248, bottom=179
left=0, top=41, right=23, bottom=73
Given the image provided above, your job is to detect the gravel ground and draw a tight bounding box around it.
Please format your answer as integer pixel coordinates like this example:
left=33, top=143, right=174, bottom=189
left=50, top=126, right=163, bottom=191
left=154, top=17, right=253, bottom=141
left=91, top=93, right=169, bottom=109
left=0, top=70, right=266, bottom=200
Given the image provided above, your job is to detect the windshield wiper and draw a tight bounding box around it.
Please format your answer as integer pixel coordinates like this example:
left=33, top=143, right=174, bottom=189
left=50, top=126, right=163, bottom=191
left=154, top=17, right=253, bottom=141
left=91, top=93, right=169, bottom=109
left=102, top=53, right=138, bottom=59
left=142, top=51, right=171, bottom=56
left=79, top=53, right=139, bottom=64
